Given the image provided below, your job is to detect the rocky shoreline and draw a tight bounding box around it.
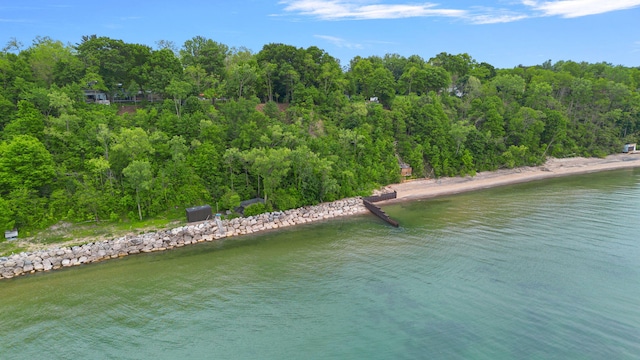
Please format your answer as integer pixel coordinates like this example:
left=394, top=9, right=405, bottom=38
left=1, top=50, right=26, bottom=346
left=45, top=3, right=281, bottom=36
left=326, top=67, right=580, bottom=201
left=0, top=198, right=367, bottom=280
left=6, top=155, right=639, bottom=281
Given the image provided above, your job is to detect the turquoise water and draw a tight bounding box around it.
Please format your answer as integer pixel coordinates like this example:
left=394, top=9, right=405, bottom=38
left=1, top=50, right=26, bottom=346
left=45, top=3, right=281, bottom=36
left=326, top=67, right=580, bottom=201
left=2, top=170, right=640, bottom=359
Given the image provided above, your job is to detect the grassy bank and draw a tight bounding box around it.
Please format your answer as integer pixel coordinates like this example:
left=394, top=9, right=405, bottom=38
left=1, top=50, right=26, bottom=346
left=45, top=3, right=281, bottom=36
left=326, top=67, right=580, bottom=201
left=1, top=208, right=186, bottom=257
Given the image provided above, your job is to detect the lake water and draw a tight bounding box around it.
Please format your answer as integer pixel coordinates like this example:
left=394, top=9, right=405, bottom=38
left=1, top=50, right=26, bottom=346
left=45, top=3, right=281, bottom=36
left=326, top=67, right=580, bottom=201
left=1, top=170, right=640, bottom=359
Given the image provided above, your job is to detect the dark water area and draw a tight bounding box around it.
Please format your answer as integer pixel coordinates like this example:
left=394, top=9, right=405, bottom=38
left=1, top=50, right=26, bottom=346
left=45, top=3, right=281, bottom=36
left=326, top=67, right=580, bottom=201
left=2, top=170, right=640, bottom=359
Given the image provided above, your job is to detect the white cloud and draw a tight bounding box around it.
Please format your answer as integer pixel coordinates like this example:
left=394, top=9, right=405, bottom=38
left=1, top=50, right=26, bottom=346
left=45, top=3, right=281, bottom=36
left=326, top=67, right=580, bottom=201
left=469, top=15, right=528, bottom=24
left=523, top=0, right=640, bottom=18
left=280, top=0, right=640, bottom=24
left=280, top=0, right=467, bottom=20
left=314, top=35, right=364, bottom=49
left=467, top=8, right=529, bottom=24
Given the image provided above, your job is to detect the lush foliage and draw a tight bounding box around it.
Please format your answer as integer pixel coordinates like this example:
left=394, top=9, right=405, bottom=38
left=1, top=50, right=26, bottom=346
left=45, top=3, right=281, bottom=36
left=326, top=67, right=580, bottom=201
left=1, top=36, right=639, bottom=232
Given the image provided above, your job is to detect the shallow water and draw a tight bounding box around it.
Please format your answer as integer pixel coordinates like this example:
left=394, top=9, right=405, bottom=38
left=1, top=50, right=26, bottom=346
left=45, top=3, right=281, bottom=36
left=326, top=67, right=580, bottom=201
left=2, top=170, right=640, bottom=359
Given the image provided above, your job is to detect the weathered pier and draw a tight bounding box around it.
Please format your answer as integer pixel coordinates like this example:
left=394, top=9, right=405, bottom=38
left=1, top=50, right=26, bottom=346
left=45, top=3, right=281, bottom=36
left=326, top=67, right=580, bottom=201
left=363, top=192, right=400, bottom=227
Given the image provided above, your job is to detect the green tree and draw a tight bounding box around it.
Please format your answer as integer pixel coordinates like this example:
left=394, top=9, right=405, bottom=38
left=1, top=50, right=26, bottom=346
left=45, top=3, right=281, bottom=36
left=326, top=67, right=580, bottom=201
left=75, top=36, right=131, bottom=93
left=165, top=79, right=192, bottom=117
left=246, top=147, right=291, bottom=206
left=541, top=109, right=568, bottom=157
left=7, top=187, right=48, bottom=229
left=491, top=74, right=525, bottom=104
left=258, top=61, right=277, bottom=102
left=429, top=52, right=474, bottom=85
left=0, top=135, right=56, bottom=195
left=424, top=66, right=452, bottom=94
left=110, top=127, right=155, bottom=176
left=319, top=60, right=346, bottom=98
left=96, top=123, right=113, bottom=160
left=0, top=94, right=14, bottom=130
left=255, top=43, right=305, bottom=102
left=0, top=196, right=14, bottom=231
left=86, top=157, right=111, bottom=190
left=27, top=36, right=76, bottom=87
left=399, top=64, right=424, bottom=95
left=112, top=127, right=154, bottom=162
left=143, top=48, right=183, bottom=95
left=348, top=57, right=396, bottom=107
left=184, top=64, right=211, bottom=95
left=180, top=36, right=229, bottom=78
left=220, top=190, right=241, bottom=211
left=506, top=107, right=545, bottom=163
left=47, top=89, right=73, bottom=119
left=3, top=100, right=45, bottom=139
left=502, top=145, right=528, bottom=168
left=122, top=160, right=153, bottom=221
left=382, top=53, right=409, bottom=81
left=227, top=63, right=257, bottom=99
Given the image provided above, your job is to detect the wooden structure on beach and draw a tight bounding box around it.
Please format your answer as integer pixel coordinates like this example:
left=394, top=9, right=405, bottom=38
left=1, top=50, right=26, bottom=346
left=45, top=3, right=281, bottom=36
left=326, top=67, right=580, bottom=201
left=363, top=192, right=399, bottom=227
left=400, top=163, right=412, bottom=177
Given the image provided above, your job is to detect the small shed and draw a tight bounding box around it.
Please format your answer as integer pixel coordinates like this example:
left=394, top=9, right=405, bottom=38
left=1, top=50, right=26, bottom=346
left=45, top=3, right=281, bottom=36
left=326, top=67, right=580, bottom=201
left=4, top=230, right=18, bottom=241
left=623, top=143, right=636, bottom=153
left=400, top=163, right=412, bottom=177
left=235, top=198, right=265, bottom=215
left=186, top=205, right=212, bottom=223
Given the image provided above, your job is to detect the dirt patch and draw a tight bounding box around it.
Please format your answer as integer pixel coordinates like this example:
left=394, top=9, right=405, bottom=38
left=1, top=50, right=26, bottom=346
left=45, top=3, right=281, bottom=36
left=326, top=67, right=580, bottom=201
left=256, top=103, right=289, bottom=112
left=117, top=105, right=139, bottom=115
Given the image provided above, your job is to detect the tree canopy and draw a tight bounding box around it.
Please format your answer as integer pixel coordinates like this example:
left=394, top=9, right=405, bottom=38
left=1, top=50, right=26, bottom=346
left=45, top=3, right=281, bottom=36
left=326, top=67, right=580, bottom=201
left=1, top=35, right=639, bottom=232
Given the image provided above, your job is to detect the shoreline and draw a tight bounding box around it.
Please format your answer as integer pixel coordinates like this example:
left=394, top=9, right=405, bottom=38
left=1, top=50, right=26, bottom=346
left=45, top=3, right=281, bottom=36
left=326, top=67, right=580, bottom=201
left=381, top=153, right=640, bottom=203
left=3, top=153, right=640, bottom=280
left=0, top=199, right=368, bottom=280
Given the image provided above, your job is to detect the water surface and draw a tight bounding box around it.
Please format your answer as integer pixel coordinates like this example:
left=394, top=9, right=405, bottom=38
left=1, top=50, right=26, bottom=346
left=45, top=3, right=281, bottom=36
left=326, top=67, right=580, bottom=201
left=2, top=170, right=639, bottom=359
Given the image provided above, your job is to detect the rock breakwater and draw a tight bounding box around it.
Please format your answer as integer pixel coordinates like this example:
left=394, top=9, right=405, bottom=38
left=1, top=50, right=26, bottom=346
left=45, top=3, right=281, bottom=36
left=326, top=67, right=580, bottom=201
left=0, top=198, right=367, bottom=280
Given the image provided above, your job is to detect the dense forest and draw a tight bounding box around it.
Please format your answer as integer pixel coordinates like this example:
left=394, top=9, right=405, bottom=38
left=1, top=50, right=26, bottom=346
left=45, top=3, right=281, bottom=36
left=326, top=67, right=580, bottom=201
left=0, top=35, right=639, bottom=233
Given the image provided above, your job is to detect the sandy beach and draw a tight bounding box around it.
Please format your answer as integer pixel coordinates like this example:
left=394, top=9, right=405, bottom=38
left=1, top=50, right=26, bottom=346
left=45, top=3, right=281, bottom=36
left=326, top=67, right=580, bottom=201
left=382, top=153, right=640, bottom=203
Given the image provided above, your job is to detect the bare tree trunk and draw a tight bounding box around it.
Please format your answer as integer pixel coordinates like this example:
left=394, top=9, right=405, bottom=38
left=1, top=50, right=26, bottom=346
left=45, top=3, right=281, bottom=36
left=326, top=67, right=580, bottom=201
left=136, top=188, right=142, bottom=221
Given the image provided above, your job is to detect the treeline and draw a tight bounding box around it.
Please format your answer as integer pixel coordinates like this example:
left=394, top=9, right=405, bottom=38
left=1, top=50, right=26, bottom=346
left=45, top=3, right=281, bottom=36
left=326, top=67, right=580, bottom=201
left=0, top=35, right=639, bottom=232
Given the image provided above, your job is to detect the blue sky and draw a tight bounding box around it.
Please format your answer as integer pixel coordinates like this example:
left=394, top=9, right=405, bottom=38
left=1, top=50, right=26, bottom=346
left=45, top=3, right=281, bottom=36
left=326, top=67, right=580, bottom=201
left=1, top=1, right=639, bottom=69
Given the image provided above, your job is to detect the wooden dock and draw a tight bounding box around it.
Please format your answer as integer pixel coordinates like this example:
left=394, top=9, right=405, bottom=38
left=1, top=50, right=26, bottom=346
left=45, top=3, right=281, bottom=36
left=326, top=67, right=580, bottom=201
left=363, top=191, right=399, bottom=227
